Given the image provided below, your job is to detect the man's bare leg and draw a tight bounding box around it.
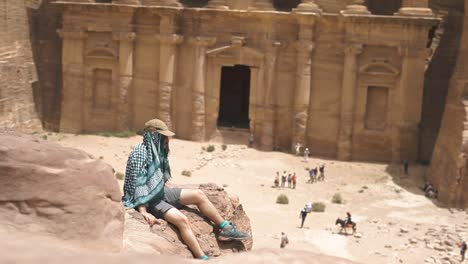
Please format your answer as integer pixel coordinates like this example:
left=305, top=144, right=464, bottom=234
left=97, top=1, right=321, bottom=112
left=164, top=208, right=205, bottom=258
left=179, top=189, right=224, bottom=226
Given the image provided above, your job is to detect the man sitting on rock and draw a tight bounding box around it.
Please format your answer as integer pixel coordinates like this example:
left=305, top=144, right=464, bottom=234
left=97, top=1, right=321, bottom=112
left=122, top=118, right=250, bottom=260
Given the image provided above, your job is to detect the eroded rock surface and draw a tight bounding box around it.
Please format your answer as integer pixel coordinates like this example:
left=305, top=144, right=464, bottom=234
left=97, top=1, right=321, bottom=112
left=124, top=183, right=253, bottom=258
left=0, top=131, right=124, bottom=251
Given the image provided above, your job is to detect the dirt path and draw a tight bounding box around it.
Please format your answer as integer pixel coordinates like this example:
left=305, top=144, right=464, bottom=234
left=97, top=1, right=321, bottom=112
left=48, top=132, right=468, bottom=264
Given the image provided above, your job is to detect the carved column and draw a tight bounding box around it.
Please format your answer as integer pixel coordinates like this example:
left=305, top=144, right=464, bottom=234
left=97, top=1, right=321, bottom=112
left=58, top=28, right=87, bottom=133
left=395, top=46, right=426, bottom=162
left=155, top=15, right=183, bottom=131
left=337, top=44, right=363, bottom=161
left=113, top=32, right=135, bottom=131
left=249, top=0, right=274, bottom=10
left=260, top=41, right=281, bottom=151
left=189, top=37, right=216, bottom=141
left=292, top=16, right=315, bottom=152
left=397, top=0, right=433, bottom=16
left=207, top=0, right=229, bottom=9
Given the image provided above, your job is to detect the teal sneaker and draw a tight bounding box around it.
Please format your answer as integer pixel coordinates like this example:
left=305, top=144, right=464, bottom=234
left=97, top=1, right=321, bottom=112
left=218, top=222, right=251, bottom=241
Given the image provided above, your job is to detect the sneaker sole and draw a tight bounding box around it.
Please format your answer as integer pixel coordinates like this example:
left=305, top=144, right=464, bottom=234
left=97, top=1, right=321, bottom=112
left=217, top=236, right=250, bottom=242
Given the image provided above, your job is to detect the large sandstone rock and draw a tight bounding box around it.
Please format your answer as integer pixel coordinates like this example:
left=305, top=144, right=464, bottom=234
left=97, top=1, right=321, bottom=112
left=124, top=183, right=253, bottom=258
left=0, top=132, right=124, bottom=251
left=429, top=0, right=468, bottom=207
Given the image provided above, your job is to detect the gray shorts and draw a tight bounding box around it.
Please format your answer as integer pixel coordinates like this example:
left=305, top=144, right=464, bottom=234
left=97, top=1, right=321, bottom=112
left=148, top=187, right=183, bottom=219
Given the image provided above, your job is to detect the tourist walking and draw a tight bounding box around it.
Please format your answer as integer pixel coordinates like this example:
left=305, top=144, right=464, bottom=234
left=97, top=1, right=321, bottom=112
left=280, top=232, right=289, bottom=248
left=248, top=133, right=254, bottom=148
left=460, top=240, right=467, bottom=262
left=295, top=142, right=301, bottom=156
left=281, top=171, right=287, bottom=188
left=303, top=148, right=310, bottom=162
left=299, top=207, right=308, bottom=228
left=403, top=161, right=409, bottom=175
left=274, top=171, right=280, bottom=188
left=319, top=164, right=325, bottom=181
left=308, top=168, right=315, bottom=183
left=292, top=173, right=297, bottom=189
left=287, top=173, right=292, bottom=188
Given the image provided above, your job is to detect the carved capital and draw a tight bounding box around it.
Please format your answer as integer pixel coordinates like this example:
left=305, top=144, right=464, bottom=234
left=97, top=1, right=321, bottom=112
left=112, top=32, right=136, bottom=42
left=57, top=29, right=87, bottom=40
left=295, top=41, right=314, bottom=52
left=231, top=36, right=246, bottom=47
left=344, top=43, right=363, bottom=56
left=155, top=34, right=184, bottom=45
left=188, top=36, right=217, bottom=47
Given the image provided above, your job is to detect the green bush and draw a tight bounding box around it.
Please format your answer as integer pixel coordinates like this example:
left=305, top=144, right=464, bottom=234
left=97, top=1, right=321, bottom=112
left=222, top=144, right=227, bottom=151
left=332, top=193, right=343, bottom=204
left=276, top=194, right=289, bottom=205
left=181, top=170, right=192, bottom=177
left=206, top=145, right=215, bottom=152
left=96, top=131, right=137, bottom=138
left=115, top=172, right=125, bottom=180
left=312, top=202, right=326, bottom=212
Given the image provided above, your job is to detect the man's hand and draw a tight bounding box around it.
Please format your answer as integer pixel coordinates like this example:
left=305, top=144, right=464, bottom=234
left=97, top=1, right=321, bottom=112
left=141, top=211, right=157, bottom=226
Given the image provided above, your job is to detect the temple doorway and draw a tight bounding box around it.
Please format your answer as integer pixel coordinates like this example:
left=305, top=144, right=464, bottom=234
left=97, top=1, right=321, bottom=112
left=217, top=65, right=251, bottom=129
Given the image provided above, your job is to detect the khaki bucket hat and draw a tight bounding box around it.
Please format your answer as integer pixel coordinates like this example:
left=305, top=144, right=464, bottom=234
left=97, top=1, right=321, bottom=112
left=144, top=118, right=175, bottom=137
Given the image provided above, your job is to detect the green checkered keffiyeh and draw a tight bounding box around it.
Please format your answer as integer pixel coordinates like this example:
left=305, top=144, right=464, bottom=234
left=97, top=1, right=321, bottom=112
left=122, top=131, right=171, bottom=208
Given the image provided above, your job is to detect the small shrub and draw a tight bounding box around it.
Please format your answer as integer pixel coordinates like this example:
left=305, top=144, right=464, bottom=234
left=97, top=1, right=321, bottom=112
left=362, top=186, right=369, bottom=189
left=332, top=193, right=343, bottom=204
left=99, top=156, right=104, bottom=159
left=312, top=202, right=326, bottom=212
left=181, top=170, right=192, bottom=177
left=358, top=189, right=364, bottom=193
left=222, top=144, right=227, bottom=151
left=276, top=194, right=289, bottom=205
left=305, top=167, right=310, bottom=171
left=96, top=131, right=137, bottom=138
left=395, top=188, right=402, bottom=194
left=206, top=145, right=215, bottom=152
left=115, top=172, right=125, bottom=180
left=41, top=134, right=48, bottom=140
left=222, top=184, right=229, bottom=188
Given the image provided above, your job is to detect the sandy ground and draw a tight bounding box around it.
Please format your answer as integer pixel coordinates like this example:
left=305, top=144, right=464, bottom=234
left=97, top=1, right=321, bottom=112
left=45, top=131, right=468, bottom=264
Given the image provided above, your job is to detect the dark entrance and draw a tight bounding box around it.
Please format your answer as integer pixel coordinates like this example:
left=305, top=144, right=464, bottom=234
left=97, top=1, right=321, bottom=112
left=217, top=65, right=251, bottom=129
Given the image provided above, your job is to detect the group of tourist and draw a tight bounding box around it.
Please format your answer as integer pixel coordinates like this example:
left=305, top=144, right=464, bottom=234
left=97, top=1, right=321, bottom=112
left=307, top=164, right=325, bottom=183
left=274, top=171, right=298, bottom=189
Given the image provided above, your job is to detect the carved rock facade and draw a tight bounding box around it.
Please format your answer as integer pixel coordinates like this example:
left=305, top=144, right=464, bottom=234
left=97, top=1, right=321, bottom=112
left=57, top=0, right=437, bottom=162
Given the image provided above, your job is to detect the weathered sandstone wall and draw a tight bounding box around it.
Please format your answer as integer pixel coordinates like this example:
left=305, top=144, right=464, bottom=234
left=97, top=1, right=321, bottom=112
left=419, top=0, right=465, bottom=162
left=429, top=0, right=468, bottom=207
left=0, top=0, right=42, bottom=131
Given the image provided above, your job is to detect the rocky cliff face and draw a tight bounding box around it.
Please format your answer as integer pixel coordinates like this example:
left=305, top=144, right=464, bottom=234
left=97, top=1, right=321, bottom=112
left=419, top=0, right=466, bottom=162
left=0, top=0, right=43, bottom=131
left=429, top=0, right=468, bottom=207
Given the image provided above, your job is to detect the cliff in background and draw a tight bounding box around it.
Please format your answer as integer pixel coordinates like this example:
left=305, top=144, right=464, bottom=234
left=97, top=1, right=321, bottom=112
left=429, top=0, right=468, bottom=207
left=0, top=0, right=43, bottom=131
left=419, top=0, right=466, bottom=163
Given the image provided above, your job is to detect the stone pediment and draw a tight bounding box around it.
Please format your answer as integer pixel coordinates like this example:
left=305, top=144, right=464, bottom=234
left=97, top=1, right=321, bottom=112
left=85, top=47, right=118, bottom=59
left=359, top=60, right=399, bottom=76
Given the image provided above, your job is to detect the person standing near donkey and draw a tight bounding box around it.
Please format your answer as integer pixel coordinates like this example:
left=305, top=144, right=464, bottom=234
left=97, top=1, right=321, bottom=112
left=122, top=118, right=250, bottom=260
